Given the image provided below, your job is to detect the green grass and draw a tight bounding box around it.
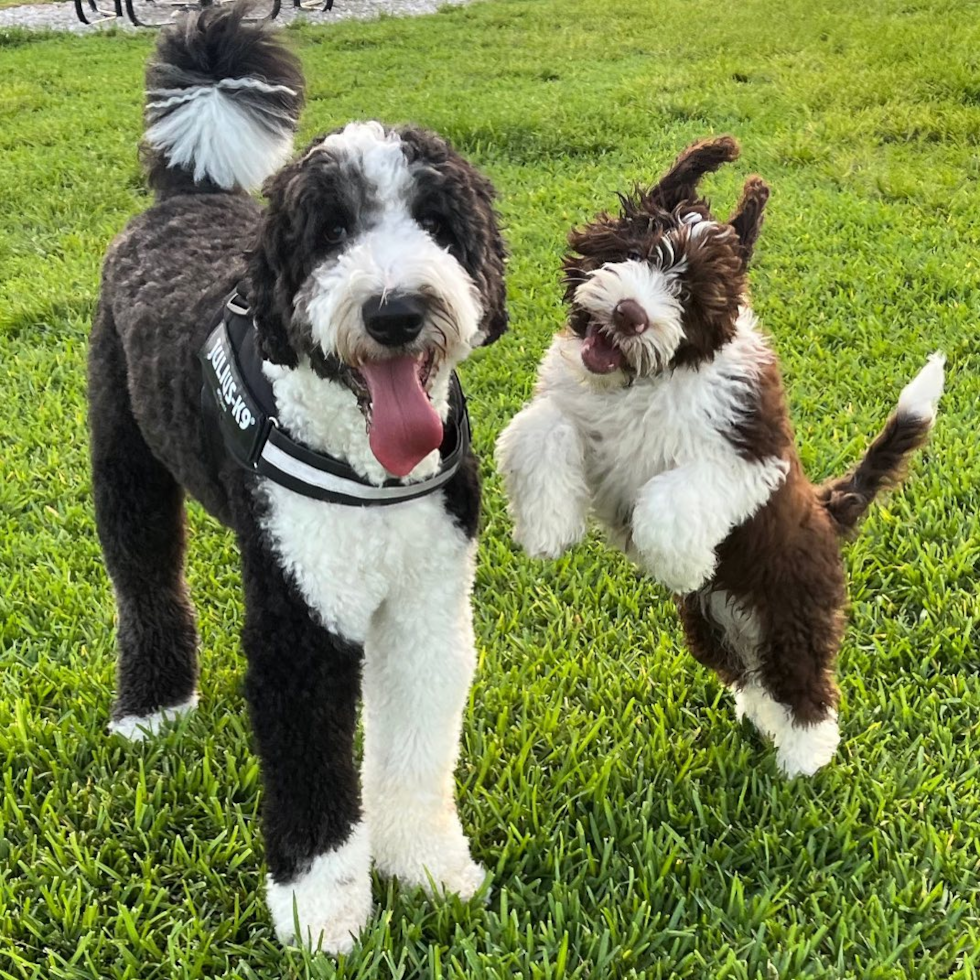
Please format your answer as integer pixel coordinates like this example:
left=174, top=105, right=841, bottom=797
left=2, top=0, right=979, bottom=976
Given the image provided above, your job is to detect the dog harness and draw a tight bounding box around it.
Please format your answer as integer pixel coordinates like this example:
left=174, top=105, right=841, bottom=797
left=199, top=288, right=471, bottom=507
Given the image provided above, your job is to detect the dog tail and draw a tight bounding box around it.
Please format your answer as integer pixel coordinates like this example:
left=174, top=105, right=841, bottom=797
left=819, top=353, right=945, bottom=535
left=141, top=2, right=304, bottom=200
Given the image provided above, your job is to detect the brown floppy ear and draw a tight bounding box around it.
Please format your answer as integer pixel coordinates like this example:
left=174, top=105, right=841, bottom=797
left=647, top=135, right=740, bottom=210
left=727, top=175, right=770, bottom=269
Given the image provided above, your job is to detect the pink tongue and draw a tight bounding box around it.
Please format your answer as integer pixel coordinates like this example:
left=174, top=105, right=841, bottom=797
left=359, top=356, right=444, bottom=478
left=581, top=325, right=627, bottom=374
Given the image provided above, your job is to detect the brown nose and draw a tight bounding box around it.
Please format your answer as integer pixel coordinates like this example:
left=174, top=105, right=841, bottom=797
left=612, top=299, right=649, bottom=334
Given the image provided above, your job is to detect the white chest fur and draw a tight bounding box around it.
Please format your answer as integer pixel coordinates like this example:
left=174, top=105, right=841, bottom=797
left=259, top=482, right=466, bottom=643
left=257, top=359, right=466, bottom=643
left=538, top=314, right=776, bottom=535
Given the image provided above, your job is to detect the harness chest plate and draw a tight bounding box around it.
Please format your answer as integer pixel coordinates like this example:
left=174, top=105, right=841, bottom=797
left=199, top=289, right=470, bottom=507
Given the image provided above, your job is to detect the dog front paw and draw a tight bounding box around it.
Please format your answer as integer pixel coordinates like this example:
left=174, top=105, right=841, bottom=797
left=267, top=825, right=372, bottom=954
left=655, top=552, right=717, bottom=594
left=631, top=534, right=716, bottom=593
left=373, top=827, right=488, bottom=901
left=511, top=512, right=585, bottom=560
left=631, top=499, right=716, bottom=592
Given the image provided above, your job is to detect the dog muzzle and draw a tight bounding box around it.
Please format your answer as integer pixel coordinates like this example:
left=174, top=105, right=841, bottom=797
left=199, top=288, right=470, bottom=507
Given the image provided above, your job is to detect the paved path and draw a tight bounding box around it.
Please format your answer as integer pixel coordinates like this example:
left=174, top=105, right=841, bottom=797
left=0, top=0, right=472, bottom=34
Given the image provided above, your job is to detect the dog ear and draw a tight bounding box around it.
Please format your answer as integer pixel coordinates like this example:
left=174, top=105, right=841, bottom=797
left=727, top=175, right=769, bottom=269
left=444, top=153, right=508, bottom=346
left=647, top=136, right=740, bottom=210
left=247, top=165, right=304, bottom=368
left=470, top=178, right=509, bottom=346
left=671, top=229, right=746, bottom=367
left=397, top=127, right=508, bottom=346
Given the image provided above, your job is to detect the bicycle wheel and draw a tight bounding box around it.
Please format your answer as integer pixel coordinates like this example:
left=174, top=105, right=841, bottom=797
left=74, top=0, right=122, bottom=25
left=124, top=0, right=197, bottom=27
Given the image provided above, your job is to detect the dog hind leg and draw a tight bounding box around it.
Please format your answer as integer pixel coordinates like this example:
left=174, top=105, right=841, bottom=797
left=89, top=305, right=199, bottom=738
left=740, top=615, right=842, bottom=779
left=676, top=591, right=749, bottom=689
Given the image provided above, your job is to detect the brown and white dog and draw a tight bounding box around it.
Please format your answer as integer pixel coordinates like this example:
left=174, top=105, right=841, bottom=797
left=496, top=136, right=944, bottom=777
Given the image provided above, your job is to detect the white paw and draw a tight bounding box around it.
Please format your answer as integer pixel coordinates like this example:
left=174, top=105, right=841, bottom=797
left=267, top=823, right=372, bottom=954
left=776, top=716, right=840, bottom=778
left=108, top=694, right=198, bottom=741
left=633, top=538, right=716, bottom=593
left=512, top=514, right=585, bottom=560
left=734, top=684, right=839, bottom=777
left=373, top=829, right=488, bottom=901
left=733, top=684, right=784, bottom=740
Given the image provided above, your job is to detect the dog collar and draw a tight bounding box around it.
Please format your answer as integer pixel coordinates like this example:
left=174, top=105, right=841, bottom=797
left=199, top=288, right=471, bottom=507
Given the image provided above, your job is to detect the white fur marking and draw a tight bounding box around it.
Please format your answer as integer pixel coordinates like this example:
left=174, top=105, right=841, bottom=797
left=704, top=589, right=762, bottom=672
left=897, top=352, right=945, bottom=423
left=266, top=822, right=372, bottom=952
left=108, top=694, right=198, bottom=741
left=361, top=540, right=486, bottom=899
left=146, top=77, right=298, bottom=106
left=735, top=683, right=840, bottom=777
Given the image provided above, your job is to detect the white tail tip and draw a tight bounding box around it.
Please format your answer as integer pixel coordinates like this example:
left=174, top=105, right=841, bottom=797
left=897, top=351, right=945, bottom=423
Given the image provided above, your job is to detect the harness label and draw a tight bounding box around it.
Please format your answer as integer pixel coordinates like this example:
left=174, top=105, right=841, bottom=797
left=200, top=320, right=266, bottom=466
left=205, top=333, right=256, bottom=431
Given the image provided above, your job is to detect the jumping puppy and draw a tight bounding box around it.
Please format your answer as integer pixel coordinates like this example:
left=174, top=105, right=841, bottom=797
left=496, top=136, right=943, bottom=778
left=89, top=7, right=506, bottom=952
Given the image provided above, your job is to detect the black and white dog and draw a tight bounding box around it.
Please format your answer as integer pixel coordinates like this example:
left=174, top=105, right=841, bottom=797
left=89, top=7, right=506, bottom=952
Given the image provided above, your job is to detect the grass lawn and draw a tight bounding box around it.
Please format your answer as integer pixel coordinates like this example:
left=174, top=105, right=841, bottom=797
left=1, top=0, right=979, bottom=976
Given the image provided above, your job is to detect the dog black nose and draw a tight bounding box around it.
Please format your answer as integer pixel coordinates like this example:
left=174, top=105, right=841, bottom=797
left=363, top=294, right=426, bottom=347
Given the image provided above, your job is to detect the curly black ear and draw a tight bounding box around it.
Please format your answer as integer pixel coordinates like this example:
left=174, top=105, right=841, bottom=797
left=472, top=196, right=508, bottom=346
left=439, top=155, right=508, bottom=347
left=398, top=126, right=508, bottom=346
left=727, top=175, right=770, bottom=269
left=247, top=164, right=304, bottom=367
left=647, top=135, right=740, bottom=211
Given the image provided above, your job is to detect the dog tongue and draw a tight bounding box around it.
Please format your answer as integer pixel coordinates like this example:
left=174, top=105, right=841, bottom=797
left=359, top=356, right=444, bottom=478
left=581, top=324, right=627, bottom=374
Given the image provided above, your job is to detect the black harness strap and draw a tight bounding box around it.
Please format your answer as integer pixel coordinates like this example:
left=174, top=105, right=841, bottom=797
left=199, top=289, right=471, bottom=507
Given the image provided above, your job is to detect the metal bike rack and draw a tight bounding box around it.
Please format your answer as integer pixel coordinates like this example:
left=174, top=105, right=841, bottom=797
left=73, top=0, right=123, bottom=26
left=75, top=0, right=285, bottom=28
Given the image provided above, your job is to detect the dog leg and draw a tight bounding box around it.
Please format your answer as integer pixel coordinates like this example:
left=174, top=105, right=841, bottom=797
left=631, top=458, right=787, bottom=594
left=495, top=397, right=590, bottom=559
left=736, top=623, right=841, bottom=778
left=361, top=539, right=486, bottom=901
left=238, top=531, right=371, bottom=954
left=735, top=684, right=840, bottom=778
left=89, top=307, right=198, bottom=737
left=675, top=593, right=747, bottom=688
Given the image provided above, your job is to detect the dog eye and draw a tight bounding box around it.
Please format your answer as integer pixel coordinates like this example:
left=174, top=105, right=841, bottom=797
left=627, top=250, right=644, bottom=262
left=324, top=224, right=349, bottom=246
